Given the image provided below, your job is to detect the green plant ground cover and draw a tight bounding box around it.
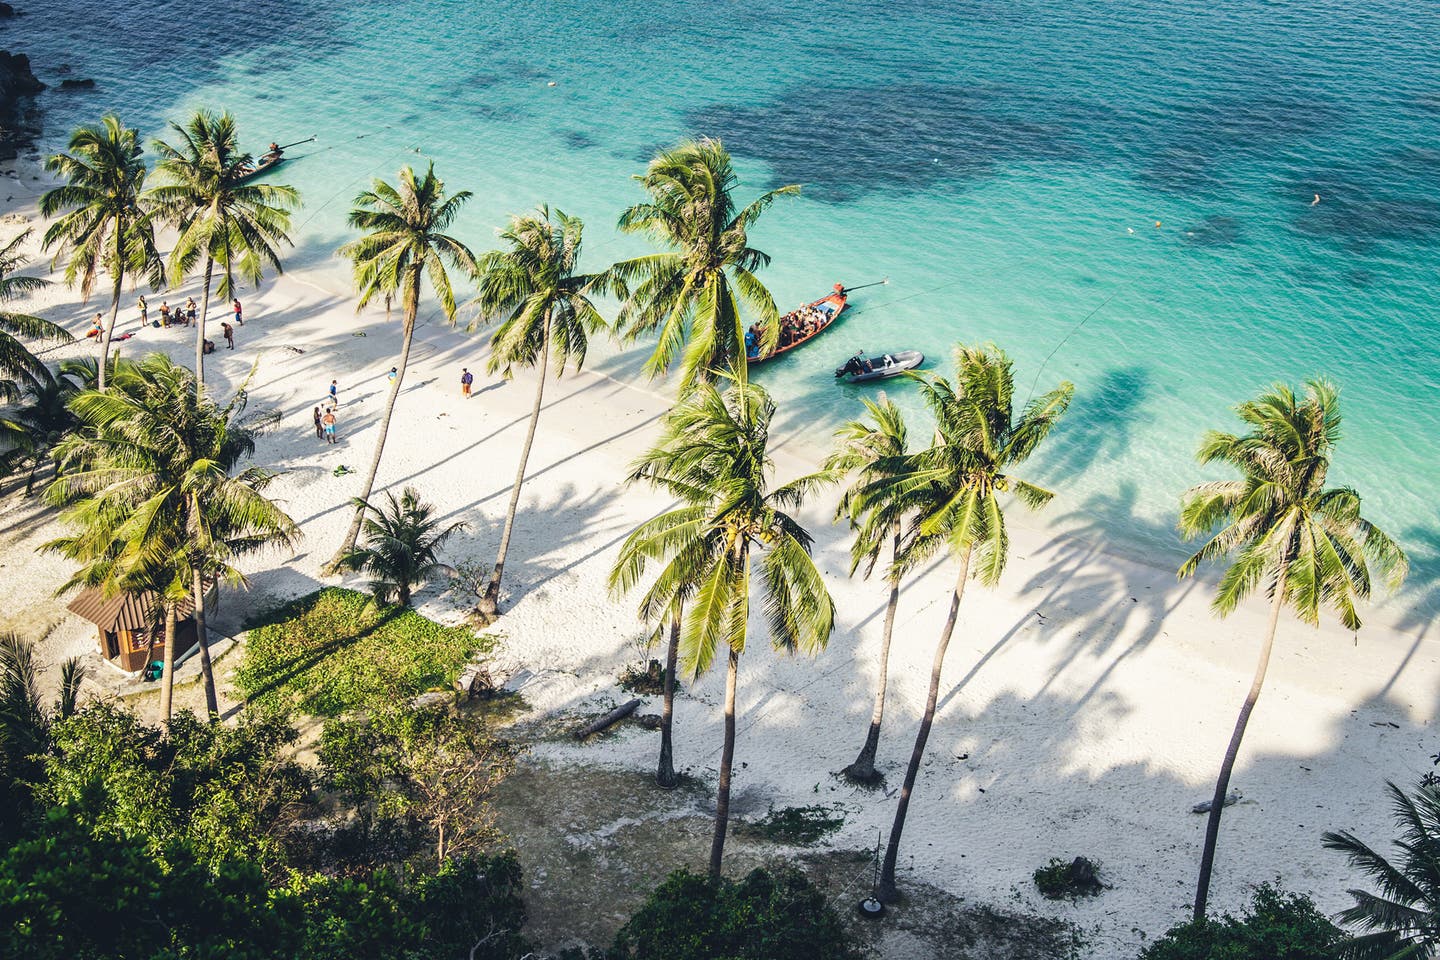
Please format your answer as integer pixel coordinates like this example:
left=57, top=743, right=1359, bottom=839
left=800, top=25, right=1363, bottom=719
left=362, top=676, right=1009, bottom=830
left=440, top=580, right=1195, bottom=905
left=234, top=588, right=492, bottom=716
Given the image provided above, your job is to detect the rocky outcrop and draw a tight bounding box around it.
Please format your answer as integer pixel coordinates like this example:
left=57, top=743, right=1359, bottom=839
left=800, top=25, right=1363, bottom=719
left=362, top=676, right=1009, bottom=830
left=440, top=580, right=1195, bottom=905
left=0, top=50, right=44, bottom=161
left=0, top=51, right=43, bottom=97
left=59, top=77, right=95, bottom=90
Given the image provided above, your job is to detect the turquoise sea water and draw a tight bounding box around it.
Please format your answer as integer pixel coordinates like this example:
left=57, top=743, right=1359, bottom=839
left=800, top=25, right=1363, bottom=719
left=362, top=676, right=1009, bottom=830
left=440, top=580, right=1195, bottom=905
left=19, top=0, right=1440, bottom=610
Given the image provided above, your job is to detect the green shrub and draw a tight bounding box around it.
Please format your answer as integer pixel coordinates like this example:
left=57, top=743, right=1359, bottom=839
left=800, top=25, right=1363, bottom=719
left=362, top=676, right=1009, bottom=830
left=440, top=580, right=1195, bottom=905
left=235, top=588, right=488, bottom=716
left=1139, top=883, right=1344, bottom=960
left=612, top=867, right=858, bottom=960
left=741, top=804, right=845, bottom=845
left=1034, top=856, right=1104, bottom=900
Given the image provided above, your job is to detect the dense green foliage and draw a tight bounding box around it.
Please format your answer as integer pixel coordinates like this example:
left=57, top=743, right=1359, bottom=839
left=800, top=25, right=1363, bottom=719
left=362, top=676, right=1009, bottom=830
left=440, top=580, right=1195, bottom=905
left=741, top=805, right=845, bottom=846
left=39, top=704, right=309, bottom=870
left=0, top=692, right=526, bottom=960
left=609, top=868, right=857, bottom=960
left=319, top=706, right=513, bottom=864
left=0, top=808, right=528, bottom=960
left=235, top=587, right=484, bottom=716
left=1138, top=883, right=1344, bottom=960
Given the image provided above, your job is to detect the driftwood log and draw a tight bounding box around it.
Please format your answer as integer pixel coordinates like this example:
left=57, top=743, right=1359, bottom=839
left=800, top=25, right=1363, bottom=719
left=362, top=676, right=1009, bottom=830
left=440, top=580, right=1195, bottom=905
left=574, top=698, right=642, bottom=740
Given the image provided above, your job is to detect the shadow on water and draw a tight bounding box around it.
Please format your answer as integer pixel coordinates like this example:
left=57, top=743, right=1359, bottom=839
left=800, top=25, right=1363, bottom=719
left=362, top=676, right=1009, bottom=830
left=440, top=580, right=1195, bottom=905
left=1035, top=366, right=1153, bottom=485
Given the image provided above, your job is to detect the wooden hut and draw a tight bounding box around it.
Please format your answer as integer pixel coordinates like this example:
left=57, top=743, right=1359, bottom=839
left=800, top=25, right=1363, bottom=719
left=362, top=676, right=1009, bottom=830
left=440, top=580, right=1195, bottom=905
left=67, top=585, right=217, bottom=673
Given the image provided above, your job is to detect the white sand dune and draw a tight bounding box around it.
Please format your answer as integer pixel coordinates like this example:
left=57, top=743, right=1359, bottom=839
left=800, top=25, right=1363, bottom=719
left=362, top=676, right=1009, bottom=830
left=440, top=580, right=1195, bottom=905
left=2, top=167, right=1436, bottom=958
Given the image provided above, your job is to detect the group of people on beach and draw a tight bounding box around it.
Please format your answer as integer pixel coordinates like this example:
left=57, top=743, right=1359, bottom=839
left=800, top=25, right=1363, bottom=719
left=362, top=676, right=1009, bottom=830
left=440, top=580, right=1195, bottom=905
left=116, top=295, right=246, bottom=354
left=744, top=302, right=830, bottom=359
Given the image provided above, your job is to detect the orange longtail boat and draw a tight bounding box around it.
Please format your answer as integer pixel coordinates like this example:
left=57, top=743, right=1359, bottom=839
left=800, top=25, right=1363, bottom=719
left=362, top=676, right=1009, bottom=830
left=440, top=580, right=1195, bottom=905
left=746, top=283, right=849, bottom=364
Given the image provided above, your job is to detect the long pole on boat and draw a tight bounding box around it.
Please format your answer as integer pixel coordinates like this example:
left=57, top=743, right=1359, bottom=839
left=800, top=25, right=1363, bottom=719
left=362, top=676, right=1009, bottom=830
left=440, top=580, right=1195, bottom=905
left=276, top=136, right=317, bottom=151
left=842, top=277, right=889, bottom=294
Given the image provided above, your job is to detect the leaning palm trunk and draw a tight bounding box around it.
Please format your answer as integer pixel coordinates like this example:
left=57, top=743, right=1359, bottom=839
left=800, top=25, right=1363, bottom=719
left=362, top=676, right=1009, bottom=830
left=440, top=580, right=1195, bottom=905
left=1191, top=575, right=1287, bottom=920
left=97, top=247, right=124, bottom=391
left=190, top=560, right=217, bottom=716
left=193, top=257, right=213, bottom=396
left=158, top=602, right=177, bottom=724
left=878, top=546, right=972, bottom=902
left=709, top=647, right=741, bottom=879
left=657, top=610, right=681, bottom=789
left=477, top=314, right=551, bottom=619
left=844, top=527, right=902, bottom=785
left=328, top=290, right=419, bottom=570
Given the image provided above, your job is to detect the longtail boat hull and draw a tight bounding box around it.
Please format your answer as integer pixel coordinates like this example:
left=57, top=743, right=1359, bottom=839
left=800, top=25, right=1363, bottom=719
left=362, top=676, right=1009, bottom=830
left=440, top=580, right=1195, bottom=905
left=746, top=285, right=848, bottom=364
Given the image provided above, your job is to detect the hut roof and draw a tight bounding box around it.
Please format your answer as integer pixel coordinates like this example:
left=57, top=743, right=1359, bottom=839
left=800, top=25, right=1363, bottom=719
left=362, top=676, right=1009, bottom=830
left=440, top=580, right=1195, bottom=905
left=66, top=587, right=197, bottom=632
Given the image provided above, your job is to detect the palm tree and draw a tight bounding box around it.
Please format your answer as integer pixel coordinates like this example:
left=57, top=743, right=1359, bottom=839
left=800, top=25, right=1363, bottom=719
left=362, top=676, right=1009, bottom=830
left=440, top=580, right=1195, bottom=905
left=865, top=345, right=1072, bottom=902
left=613, top=371, right=835, bottom=878
left=1323, top=781, right=1440, bottom=959
left=46, top=353, right=301, bottom=719
left=1178, top=379, right=1406, bottom=920
left=610, top=139, right=797, bottom=390
left=610, top=496, right=700, bottom=791
left=823, top=395, right=913, bottom=785
left=0, top=358, right=95, bottom=491
left=0, top=632, right=85, bottom=841
left=40, top=113, right=161, bottom=390
left=471, top=205, right=614, bottom=619
left=148, top=110, right=298, bottom=397
left=0, top=231, right=71, bottom=403
left=325, top=163, right=476, bottom=572
left=340, top=486, right=463, bottom=606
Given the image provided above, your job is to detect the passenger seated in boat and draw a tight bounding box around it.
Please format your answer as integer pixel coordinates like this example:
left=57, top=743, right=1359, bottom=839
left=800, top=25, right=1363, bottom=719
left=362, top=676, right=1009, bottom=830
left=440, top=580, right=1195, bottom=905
left=861, top=356, right=873, bottom=373
left=263, top=142, right=283, bottom=163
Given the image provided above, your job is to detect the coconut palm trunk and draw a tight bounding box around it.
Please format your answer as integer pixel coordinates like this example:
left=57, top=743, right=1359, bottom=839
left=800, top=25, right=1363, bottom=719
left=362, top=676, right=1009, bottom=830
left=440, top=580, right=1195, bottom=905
left=193, top=257, right=214, bottom=397
left=158, top=602, right=177, bottom=723
left=657, top=609, right=681, bottom=789
left=329, top=280, right=419, bottom=569
left=844, top=526, right=902, bottom=784
left=878, top=546, right=972, bottom=902
left=97, top=234, right=125, bottom=391
left=1191, top=572, right=1288, bottom=920
left=478, top=313, right=551, bottom=618
left=189, top=509, right=218, bottom=716
left=709, top=646, right=741, bottom=880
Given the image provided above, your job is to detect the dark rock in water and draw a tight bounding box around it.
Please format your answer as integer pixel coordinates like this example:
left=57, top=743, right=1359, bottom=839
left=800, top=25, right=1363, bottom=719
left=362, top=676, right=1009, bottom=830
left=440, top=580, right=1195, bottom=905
left=0, top=4, right=14, bottom=18
left=59, top=78, right=96, bottom=90
left=0, top=51, right=45, bottom=94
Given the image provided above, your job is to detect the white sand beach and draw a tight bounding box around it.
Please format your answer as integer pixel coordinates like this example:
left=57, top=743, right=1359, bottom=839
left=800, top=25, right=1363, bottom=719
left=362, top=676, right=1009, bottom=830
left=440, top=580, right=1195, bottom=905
left=2, top=164, right=1436, bottom=958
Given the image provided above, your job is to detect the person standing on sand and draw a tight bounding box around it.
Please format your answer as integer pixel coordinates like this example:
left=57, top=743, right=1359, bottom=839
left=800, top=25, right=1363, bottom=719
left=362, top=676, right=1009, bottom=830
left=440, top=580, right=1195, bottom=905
left=137, top=295, right=147, bottom=327
left=329, top=379, right=339, bottom=406
left=313, top=406, right=323, bottom=439
left=159, top=301, right=171, bottom=328
left=222, top=321, right=235, bottom=350
left=233, top=298, right=243, bottom=326
left=387, top=366, right=398, bottom=386
left=461, top=367, right=473, bottom=398
left=322, top=408, right=337, bottom=444
left=186, top=297, right=197, bottom=326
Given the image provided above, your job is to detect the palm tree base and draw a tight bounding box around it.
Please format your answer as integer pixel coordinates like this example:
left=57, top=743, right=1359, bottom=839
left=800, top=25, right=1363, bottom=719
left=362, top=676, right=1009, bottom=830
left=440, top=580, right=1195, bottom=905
left=875, top=878, right=903, bottom=905
left=840, top=760, right=886, bottom=787
left=473, top=591, right=500, bottom=622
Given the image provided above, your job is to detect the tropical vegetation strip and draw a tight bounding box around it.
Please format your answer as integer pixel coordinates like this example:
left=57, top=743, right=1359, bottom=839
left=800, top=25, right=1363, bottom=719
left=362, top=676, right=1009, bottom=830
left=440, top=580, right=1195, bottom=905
left=234, top=587, right=484, bottom=716
left=0, top=102, right=1432, bottom=960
